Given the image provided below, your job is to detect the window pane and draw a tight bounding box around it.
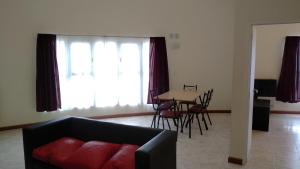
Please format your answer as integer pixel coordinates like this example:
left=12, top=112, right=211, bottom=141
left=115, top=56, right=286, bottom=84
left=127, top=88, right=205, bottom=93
left=94, top=41, right=119, bottom=107
left=119, top=43, right=140, bottom=73
left=142, top=40, right=150, bottom=104
left=118, top=72, right=141, bottom=106
left=64, top=76, right=94, bottom=109
left=70, top=42, right=92, bottom=75
left=57, top=36, right=150, bottom=110
left=119, top=43, right=141, bottom=106
left=56, top=39, right=68, bottom=79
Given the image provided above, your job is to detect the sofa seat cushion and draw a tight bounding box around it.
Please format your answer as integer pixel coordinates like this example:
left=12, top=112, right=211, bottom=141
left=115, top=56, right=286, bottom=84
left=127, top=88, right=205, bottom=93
left=61, top=141, right=122, bottom=169
left=32, top=137, right=84, bottom=167
left=102, top=144, right=139, bottom=169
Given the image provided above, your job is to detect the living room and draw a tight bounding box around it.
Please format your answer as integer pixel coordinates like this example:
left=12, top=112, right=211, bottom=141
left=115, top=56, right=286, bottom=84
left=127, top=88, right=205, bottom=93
left=1, top=0, right=300, bottom=169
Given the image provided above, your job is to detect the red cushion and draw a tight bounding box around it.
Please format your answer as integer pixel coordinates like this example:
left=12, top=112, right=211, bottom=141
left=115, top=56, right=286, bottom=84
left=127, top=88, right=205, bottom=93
left=32, top=137, right=84, bottom=166
left=161, top=110, right=183, bottom=118
left=159, top=100, right=175, bottom=110
left=102, top=144, right=139, bottom=169
left=61, top=141, right=121, bottom=169
left=190, top=105, right=204, bottom=112
left=179, top=100, right=196, bottom=105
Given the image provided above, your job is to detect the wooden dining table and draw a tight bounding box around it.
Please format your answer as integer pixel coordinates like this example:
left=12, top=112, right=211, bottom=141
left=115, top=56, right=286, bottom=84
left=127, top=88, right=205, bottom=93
left=157, top=90, right=200, bottom=102
left=157, top=90, right=202, bottom=138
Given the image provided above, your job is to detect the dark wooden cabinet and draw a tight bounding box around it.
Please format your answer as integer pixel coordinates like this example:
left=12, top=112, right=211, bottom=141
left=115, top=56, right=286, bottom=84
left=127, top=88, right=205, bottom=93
left=252, top=99, right=270, bottom=131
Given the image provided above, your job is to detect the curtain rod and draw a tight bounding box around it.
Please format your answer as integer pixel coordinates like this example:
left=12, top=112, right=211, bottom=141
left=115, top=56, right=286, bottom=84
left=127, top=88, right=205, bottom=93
left=39, top=33, right=163, bottom=39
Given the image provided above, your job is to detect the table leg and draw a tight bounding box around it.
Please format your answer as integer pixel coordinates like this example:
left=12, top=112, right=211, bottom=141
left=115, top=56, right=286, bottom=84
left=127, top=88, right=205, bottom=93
left=202, top=112, right=208, bottom=130
left=189, top=113, right=191, bottom=138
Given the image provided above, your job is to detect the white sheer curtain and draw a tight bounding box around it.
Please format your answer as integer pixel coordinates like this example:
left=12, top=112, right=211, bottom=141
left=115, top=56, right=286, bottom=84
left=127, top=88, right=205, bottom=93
left=56, top=36, right=149, bottom=110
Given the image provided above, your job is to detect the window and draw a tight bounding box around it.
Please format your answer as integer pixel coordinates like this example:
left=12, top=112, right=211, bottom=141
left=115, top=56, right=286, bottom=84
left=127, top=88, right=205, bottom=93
left=57, top=36, right=149, bottom=110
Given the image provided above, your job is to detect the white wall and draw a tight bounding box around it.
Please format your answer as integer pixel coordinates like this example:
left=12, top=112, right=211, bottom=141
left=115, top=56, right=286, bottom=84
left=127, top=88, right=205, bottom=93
left=255, top=23, right=300, bottom=111
left=0, top=0, right=235, bottom=127
left=231, top=0, right=300, bottom=164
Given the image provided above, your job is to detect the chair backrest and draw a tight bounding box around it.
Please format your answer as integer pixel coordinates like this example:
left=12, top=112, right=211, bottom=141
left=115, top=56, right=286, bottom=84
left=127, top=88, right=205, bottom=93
left=199, top=89, right=213, bottom=109
left=199, top=92, right=208, bottom=108
left=171, top=98, right=178, bottom=110
left=167, top=98, right=181, bottom=116
left=150, top=89, right=175, bottom=111
left=149, top=89, right=159, bottom=111
left=158, top=97, right=177, bottom=111
left=207, top=89, right=213, bottom=107
left=183, top=84, right=198, bottom=91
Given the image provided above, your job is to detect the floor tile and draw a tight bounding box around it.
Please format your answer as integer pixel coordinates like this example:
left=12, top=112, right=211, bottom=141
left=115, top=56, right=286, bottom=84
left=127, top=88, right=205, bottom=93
left=1, top=114, right=300, bottom=169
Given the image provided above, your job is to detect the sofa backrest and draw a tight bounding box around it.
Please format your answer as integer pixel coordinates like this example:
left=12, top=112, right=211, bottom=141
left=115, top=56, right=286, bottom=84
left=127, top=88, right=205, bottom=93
left=69, top=117, right=162, bottom=146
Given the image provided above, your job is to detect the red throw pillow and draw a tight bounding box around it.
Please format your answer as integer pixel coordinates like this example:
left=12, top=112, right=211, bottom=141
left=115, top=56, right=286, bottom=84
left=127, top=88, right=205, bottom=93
left=61, top=141, right=122, bottom=169
left=102, top=144, right=139, bottom=169
left=32, top=137, right=84, bottom=166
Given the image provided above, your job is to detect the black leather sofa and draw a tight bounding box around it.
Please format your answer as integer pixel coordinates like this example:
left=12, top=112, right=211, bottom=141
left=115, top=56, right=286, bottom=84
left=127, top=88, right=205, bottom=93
left=22, top=116, right=177, bottom=169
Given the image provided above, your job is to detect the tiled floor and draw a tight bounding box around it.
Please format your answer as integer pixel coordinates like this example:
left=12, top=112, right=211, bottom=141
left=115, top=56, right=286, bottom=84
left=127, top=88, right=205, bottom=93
left=0, top=114, right=300, bottom=169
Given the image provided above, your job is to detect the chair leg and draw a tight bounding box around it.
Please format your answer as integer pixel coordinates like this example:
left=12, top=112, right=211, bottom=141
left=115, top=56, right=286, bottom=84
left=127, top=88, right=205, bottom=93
left=186, top=113, right=194, bottom=127
left=201, top=112, right=208, bottom=130
left=162, top=117, right=165, bottom=129
left=180, top=116, right=184, bottom=133
left=157, top=116, right=161, bottom=128
left=151, top=112, right=157, bottom=128
left=196, top=114, right=203, bottom=135
left=191, top=114, right=195, bottom=124
left=181, top=104, right=189, bottom=127
left=185, top=115, right=190, bottom=128
left=151, top=116, right=154, bottom=128
left=173, top=118, right=178, bottom=127
left=166, top=118, right=171, bottom=130
left=183, top=114, right=188, bottom=127
left=187, top=104, right=196, bottom=124
left=206, top=111, right=212, bottom=125
left=176, top=118, right=179, bottom=133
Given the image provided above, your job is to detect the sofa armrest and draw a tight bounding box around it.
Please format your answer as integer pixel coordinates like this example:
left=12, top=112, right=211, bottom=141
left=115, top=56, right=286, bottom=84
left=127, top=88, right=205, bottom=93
left=135, top=130, right=177, bottom=169
left=22, top=116, right=72, bottom=169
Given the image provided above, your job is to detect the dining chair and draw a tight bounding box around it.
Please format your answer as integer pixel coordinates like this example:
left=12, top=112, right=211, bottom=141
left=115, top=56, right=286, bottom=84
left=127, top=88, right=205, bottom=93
left=192, top=92, right=209, bottom=129
left=179, top=84, right=198, bottom=123
left=185, top=93, right=208, bottom=138
left=149, top=90, right=159, bottom=128
left=185, top=89, right=213, bottom=138
left=201, top=88, right=213, bottom=125
left=157, top=98, right=184, bottom=134
left=149, top=89, right=175, bottom=128
left=188, top=88, right=214, bottom=130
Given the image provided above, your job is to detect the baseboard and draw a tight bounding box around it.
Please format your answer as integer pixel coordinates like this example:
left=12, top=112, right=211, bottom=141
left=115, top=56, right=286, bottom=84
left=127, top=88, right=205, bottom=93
left=0, top=110, right=230, bottom=132
left=208, top=110, right=231, bottom=113
left=0, top=112, right=154, bottom=132
left=271, top=110, right=300, bottom=114
left=228, top=156, right=243, bottom=165
left=90, top=112, right=154, bottom=119
left=0, top=122, right=40, bottom=132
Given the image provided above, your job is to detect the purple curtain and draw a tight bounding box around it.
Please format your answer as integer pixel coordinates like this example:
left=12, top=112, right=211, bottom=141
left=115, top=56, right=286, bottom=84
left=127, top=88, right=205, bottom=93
left=276, top=36, right=300, bottom=103
left=36, top=34, right=61, bottom=111
left=147, top=37, right=169, bottom=103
